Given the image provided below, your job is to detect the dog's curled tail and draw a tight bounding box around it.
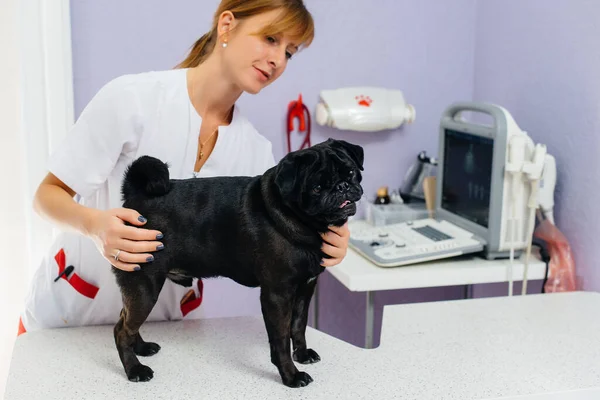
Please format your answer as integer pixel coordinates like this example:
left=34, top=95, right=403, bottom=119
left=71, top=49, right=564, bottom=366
left=121, top=155, right=171, bottom=201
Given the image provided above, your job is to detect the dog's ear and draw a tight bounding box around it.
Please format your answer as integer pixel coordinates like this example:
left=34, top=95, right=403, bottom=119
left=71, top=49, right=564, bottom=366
left=328, top=139, right=364, bottom=171
left=275, top=150, right=319, bottom=198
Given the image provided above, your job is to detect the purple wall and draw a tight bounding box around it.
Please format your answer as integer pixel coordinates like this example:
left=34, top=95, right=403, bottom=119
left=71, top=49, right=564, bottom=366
left=70, top=0, right=594, bottom=348
left=69, top=0, right=477, bottom=343
left=70, top=0, right=477, bottom=199
left=470, top=0, right=600, bottom=298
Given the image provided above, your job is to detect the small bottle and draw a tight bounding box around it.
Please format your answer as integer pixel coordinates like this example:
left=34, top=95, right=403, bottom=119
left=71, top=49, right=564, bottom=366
left=374, top=186, right=391, bottom=205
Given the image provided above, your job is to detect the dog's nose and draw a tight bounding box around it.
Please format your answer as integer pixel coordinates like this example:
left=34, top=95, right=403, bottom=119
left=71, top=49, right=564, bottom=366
left=336, top=181, right=349, bottom=193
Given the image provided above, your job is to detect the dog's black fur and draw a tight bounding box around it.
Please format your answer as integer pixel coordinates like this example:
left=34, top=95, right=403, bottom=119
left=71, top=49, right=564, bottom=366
left=112, top=139, right=364, bottom=388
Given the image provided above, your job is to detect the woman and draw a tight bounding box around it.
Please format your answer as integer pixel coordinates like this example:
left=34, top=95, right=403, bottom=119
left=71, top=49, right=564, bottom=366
left=19, top=0, right=350, bottom=334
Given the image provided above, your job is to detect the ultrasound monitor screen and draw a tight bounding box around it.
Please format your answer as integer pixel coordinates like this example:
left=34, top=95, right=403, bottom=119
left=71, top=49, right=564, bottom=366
left=441, top=129, right=493, bottom=228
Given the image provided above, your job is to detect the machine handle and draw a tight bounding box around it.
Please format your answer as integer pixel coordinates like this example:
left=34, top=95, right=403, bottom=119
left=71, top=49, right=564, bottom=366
left=442, top=101, right=508, bottom=129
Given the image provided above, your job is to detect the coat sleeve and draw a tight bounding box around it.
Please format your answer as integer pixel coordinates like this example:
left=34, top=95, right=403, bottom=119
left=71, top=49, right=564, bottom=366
left=47, top=76, right=140, bottom=198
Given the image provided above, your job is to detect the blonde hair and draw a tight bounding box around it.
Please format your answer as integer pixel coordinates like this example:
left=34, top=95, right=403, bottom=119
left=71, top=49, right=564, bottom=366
left=175, top=0, right=314, bottom=69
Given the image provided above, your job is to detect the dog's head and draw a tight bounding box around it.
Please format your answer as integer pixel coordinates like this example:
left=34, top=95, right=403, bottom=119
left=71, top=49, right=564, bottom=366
left=274, top=138, right=364, bottom=226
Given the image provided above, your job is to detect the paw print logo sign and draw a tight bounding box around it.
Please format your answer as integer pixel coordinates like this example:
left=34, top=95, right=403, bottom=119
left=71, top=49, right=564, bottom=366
left=315, top=87, right=415, bottom=132
left=355, top=95, right=372, bottom=107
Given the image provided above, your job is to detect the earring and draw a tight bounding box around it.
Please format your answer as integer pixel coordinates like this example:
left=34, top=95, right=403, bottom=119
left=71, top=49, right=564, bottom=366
left=222, top=30, right=228, bottom=48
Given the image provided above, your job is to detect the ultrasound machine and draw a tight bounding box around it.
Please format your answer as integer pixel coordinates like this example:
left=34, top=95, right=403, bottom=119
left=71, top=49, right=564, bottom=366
left=349, top=102, right=549, bottom=269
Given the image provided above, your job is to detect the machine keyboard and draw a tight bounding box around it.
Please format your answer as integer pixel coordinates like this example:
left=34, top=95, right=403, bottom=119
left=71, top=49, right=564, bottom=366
left=412, top=225, right=453, bottom=242
left=348, top=219, right=484, bottom=265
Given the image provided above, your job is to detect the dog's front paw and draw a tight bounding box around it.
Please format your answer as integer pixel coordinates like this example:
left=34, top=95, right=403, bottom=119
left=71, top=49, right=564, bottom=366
left=134, top=341, right=161, bottom=357
left=127, top=364, right=154, bottom=382
left=284, top=371, right=313, bottom=388
left=293, top=348, right=321, bottom=364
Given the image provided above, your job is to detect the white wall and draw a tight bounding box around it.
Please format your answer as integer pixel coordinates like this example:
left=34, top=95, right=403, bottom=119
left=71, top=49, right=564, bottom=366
left=0, top=0, right=29, bottom=395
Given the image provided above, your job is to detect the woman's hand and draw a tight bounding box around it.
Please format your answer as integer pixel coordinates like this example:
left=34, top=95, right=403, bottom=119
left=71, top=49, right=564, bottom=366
left=320, top=222, right=350, bottom=267
left=85, top=208, right=164, bottom=272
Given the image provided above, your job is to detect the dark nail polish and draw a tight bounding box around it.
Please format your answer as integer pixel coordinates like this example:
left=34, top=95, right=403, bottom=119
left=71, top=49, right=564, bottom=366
left=134, top=266, right=141, bottom=271
left=156, top=233, right=163, bottom=240
left=157, top=244, right=164, bottom=250
left=146, top=256, right=154, bottom=262
left=138, top=216, right=147, bottom=223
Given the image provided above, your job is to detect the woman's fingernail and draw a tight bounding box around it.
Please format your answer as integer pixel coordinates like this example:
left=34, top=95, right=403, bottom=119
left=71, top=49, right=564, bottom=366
left=321, top=259, right=325, bottom=265
left=157, top=244, right=164, bottom=250
left=134, top=266, right=141, bottom=271
left=146, top=256, right=154, bottom=262
left=156, top=233, right=163, bottom=240
left=138, top=216, right=147, bottom=223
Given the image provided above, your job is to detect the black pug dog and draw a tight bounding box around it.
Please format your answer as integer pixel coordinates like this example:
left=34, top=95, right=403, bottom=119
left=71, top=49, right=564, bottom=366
left=112, top=138, right=364, bottom=388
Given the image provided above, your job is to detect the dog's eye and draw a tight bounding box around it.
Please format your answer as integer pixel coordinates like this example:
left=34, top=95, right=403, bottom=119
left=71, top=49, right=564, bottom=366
left=349, top=170, right=355, bottom=177
left=312, top=185, right=321, bottom=194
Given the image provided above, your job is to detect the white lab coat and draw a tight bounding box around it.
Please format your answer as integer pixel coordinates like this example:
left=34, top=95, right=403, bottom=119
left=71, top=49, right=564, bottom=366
left=21, top=68, right=276, bottom=332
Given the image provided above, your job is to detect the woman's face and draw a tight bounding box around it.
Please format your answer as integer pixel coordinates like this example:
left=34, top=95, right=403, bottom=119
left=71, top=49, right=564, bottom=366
left=219, top=10, right=300, bottom=94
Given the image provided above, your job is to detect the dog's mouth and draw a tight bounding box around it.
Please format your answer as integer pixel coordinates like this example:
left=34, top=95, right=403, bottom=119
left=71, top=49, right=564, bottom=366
left=339, top=200, right=353, bottom=209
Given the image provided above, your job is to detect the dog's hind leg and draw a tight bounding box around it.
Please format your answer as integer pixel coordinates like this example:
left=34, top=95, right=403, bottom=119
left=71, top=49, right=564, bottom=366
left=291, top=277, right=321, bottom=364
left=114, top=274, right=166, bottom=382
left=260, top=287, right=313, bottom=388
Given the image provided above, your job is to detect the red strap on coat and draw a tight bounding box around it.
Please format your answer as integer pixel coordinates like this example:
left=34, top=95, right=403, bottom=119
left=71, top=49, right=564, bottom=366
left=55, top=249, right=99, bottom=299
left=180, top=279, right=203, bottom=317
left=17, top=317, right=26, bottom=336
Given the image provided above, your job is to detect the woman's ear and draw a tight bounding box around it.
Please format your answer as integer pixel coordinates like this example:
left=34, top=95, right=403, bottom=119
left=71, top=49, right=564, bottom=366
left=217, top=11, right=236, bottom=35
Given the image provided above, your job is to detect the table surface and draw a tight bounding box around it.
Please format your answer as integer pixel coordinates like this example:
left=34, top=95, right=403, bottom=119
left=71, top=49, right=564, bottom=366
left=5, top=291, right=600, bottom=400
left=329, top=246, right=547, bottom=292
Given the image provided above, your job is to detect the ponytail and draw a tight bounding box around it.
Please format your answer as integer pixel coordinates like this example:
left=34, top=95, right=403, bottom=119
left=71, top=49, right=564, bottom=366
left=175, top=30, right=216, bottom=69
